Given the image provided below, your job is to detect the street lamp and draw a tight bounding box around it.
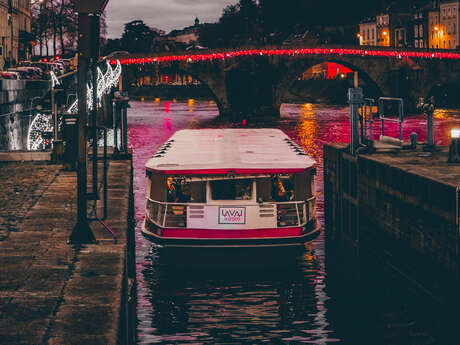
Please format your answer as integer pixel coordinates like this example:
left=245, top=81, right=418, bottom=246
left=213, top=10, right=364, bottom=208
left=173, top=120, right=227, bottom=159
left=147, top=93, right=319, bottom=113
left=68, top=0, right=110, bottom=244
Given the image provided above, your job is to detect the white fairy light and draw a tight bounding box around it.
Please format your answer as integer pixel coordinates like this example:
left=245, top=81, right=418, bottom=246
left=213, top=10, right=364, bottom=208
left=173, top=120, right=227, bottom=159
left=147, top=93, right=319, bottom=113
left=50, top=71, right=61, bottom=88
left=27, top=113, right=53, bottom=151
left=96, top=67, right=106, bottom=103
left=29, top=60, right=122, bottom=151
left=65, top=59, right=121, bottom=114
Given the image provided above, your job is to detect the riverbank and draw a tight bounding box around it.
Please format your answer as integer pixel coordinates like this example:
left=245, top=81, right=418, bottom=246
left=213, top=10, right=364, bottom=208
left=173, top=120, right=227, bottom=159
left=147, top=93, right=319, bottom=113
left=0, top=155, right=135, bottom=345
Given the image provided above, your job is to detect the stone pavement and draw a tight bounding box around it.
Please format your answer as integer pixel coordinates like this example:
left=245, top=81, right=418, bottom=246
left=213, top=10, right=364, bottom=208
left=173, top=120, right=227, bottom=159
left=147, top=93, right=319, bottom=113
left=0, top=158, right=134, bottom=345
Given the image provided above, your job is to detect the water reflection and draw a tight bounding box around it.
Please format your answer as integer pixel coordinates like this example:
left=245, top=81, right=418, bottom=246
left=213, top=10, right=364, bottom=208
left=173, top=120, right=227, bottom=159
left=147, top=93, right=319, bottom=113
left=140, top=247, right=339, bottom=344
left=130, top=100, right=460, bottom=344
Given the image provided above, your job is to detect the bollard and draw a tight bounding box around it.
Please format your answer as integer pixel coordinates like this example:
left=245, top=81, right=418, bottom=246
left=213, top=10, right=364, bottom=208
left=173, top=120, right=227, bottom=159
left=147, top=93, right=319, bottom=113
left=52, top=140, right=64, bottom=163
left=113, top=91, right=130, bottom=158
left=417, top=96, right=436, bottom=150
left=410, top=132, right=418, bottom=150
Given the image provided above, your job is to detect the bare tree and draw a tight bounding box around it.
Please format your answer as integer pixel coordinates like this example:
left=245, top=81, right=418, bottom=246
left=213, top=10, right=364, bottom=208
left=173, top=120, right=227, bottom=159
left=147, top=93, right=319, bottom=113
left=31, top=0, right=77, bottom=56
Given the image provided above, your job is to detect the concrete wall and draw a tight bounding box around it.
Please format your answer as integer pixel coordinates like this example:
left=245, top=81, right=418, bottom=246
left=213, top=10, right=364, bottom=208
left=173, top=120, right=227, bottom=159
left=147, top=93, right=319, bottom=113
left=324, top=143, right=459, bottom=303
left=0, top=79, right=51, bottom=150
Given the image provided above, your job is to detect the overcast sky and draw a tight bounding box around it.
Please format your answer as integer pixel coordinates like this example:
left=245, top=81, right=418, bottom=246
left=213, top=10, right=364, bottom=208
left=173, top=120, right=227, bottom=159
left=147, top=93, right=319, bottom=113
left=105, top=0, right=237, bottom=38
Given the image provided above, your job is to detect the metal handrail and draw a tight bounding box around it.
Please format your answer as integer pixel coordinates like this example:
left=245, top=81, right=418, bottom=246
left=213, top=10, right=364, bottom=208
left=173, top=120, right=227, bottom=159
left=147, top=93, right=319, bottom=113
left=378, top=97, right=405, bottom=140
left=145, top=197, right=313, bottom=206
left=145, top=196, right=316, bottom=228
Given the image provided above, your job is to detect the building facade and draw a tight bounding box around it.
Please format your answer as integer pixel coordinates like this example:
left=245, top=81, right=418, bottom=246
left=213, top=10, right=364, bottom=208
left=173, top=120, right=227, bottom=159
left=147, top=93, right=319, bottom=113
left=358, top=1, right=460, bottom=50
left=429, top=8, right=441, bottom=48
left=439, top=0, right=459, bottom=49
left=0, top=0, right=31, bottom=64
left=168, top=18, right=201, bottom=45
left=359, top=19, right=377, bottom=46
left=413, top=4, right=432, bottom=48
left=391, top=11, right=413, bottom=48
left=376, top=13, right=391, bottom=46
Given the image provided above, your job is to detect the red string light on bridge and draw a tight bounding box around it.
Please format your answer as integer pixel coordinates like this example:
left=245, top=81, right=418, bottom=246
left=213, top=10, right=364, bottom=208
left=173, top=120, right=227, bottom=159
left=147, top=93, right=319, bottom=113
left=110, top=48, right=460, bottom=66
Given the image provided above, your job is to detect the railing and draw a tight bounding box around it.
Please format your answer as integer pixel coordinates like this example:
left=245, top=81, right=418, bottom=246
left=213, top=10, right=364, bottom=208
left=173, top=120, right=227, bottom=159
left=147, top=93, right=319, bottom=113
left=146, top=196, right=316, bottom=229
left=146, top=198, right=187, bottom=228
left=114, top=44, right=460, bottom=62
left=275, top=197, right=315, bottom=227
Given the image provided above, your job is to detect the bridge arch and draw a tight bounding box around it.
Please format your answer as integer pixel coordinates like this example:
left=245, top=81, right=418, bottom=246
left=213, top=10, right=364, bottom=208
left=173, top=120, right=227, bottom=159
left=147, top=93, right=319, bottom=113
left=123, top=62, right=231, bottom=117
left=275, top=57, right=388, bottom=112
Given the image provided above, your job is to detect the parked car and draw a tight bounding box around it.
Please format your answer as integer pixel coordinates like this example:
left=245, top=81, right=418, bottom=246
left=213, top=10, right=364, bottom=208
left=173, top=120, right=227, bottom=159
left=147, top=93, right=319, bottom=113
left=0, top=71, right=20, bottom=79
left=9, top=67, right=41, bottom=79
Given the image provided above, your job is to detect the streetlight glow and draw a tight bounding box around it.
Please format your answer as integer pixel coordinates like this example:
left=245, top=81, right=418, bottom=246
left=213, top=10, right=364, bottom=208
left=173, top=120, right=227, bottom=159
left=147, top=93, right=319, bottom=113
left=451, top=128, right=460, bottom=139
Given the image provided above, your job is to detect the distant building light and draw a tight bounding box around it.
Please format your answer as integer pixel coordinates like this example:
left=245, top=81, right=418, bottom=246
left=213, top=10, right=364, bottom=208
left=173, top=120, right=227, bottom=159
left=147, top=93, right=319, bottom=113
left=452, top=128, right=460, bottom=139
left=449, top=128, right=460, bottom=163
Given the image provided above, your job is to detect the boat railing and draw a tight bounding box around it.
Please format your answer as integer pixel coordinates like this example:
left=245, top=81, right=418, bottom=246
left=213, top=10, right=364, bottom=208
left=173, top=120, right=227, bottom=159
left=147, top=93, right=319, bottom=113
left=146, top=196, right=316, bottom=229
left=146, top=198, right=190, bottom=228
left=275, top=197, right=315, bottom=227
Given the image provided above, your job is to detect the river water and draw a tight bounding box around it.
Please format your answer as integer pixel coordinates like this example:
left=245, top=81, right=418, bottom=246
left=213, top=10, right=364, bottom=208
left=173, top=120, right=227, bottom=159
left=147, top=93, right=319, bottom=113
left=128, top=100, right=460, bottom=344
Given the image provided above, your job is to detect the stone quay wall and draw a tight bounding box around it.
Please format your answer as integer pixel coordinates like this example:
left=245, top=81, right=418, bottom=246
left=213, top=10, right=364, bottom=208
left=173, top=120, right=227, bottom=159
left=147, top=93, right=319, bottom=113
left=0, top=79, right=51, bottom=150
left=324, top=143, right=460, bottom=303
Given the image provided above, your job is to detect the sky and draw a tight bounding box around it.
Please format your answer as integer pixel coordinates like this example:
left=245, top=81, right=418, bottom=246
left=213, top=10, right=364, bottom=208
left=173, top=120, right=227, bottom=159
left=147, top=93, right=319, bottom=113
left=105, top=0, right=237, bottom=39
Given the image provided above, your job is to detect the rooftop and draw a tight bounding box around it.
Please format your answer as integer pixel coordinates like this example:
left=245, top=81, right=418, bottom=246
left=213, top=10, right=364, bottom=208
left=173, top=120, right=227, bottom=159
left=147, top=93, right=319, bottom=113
left=146, top=129, right=316, bottom=175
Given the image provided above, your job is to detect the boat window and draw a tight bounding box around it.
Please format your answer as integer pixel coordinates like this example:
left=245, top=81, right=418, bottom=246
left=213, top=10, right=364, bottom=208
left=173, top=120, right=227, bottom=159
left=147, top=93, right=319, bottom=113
left=166, top=177, right=205, bottom=203
left=274, top=173, right=315, bottom=202
left=272, top=175, right=295, bottom=202
left=211, top=179, right=253, bottom=200
left=189, top=181, right=206, bottom=203
left=294, top=172, right=311, bottom=201
left=256, top=178, right=273, bottom=202
left=149, top=174, right=167, bottom=201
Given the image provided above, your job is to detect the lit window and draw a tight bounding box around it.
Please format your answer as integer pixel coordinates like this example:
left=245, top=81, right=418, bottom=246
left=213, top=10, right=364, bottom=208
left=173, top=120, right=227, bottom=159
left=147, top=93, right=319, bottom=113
left=211, top=179, right=253, bottom=200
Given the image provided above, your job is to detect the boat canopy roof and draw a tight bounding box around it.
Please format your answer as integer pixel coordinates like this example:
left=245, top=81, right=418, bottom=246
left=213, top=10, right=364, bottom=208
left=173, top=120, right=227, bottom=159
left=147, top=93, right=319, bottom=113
left=146, top=129, right=316, bottom=175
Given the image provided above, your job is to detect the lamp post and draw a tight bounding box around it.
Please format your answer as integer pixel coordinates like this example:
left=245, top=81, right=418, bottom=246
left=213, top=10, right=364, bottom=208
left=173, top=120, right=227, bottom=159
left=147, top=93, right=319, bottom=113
left=68, top=0, right=109, bottom=244
left=434, top=26, right=440, bottom=48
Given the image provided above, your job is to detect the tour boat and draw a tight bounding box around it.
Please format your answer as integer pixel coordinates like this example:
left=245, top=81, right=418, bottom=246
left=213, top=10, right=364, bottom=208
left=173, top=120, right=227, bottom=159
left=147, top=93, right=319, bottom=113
left=142, top=128, right=320, bottom=248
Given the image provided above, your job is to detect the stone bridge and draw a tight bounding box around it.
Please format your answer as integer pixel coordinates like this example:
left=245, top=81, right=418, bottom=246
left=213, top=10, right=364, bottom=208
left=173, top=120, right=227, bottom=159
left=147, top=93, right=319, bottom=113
left=116, top=46, right=460, bottom=117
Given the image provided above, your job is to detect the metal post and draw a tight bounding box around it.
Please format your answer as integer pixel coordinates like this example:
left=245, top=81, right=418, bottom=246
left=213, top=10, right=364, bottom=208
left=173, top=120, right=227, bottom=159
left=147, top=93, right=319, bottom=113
left=90, top=13, right=100, bottom=200
left=348, top=87, right=363, bottom=155
left=121, top=101, right=128, bottom=153
left=427, top=110, right=434, bottom=146
left=112, top=100, right=119, bottom=154
left=91, top=63, right=98, bottom=198
left=417, top=96, right=435, bottom=150
left=68, top=11, right=97, bottom=244
left=52, top=89, right=57, bottom=141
